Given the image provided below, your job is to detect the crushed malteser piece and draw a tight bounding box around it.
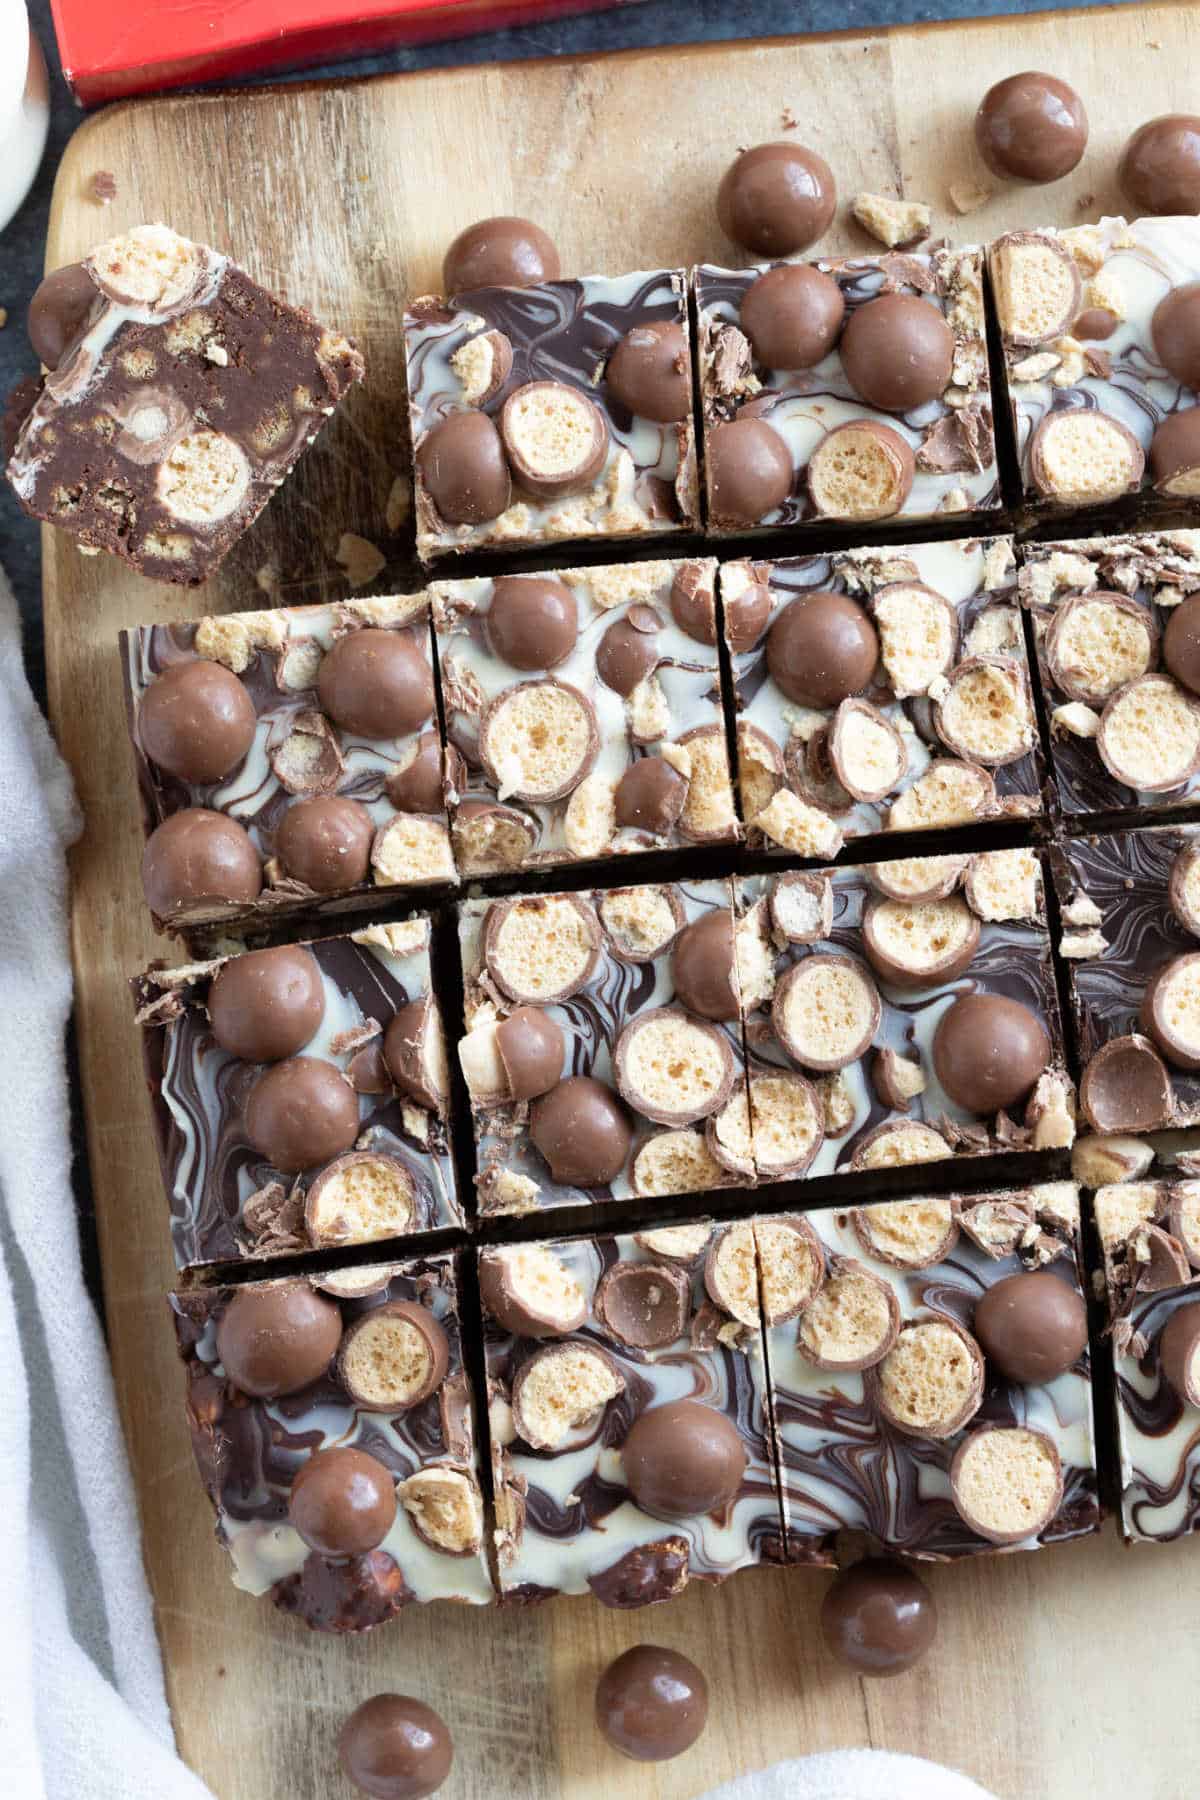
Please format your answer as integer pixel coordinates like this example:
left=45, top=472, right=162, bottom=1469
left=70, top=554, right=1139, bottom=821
left=948, top=180, right=992, bottom=214
left=1060, top=929, right=1107, bottom=958
left=753, top=788, right=844, bottom=858
left=335, top=533, right=386, bottom=589
left=1071, top=1134, right=1154, bottom=1188
left=386, top=475, right=412, bottom=531
left=964, top=847, right=1040, bottom=922
left=851, top=193, right=932, bottom=248
left=305, top=1152, right=417, bottom=1248
left=873, top=581, right=958, bottom=697
left=1051, top=701, right=1100, bottom=739
left=887, top=758, right=995, bottom=831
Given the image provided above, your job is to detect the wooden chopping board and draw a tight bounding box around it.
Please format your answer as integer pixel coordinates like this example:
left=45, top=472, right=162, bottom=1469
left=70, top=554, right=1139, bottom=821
left=41, top=6, right=1200, bottom=1796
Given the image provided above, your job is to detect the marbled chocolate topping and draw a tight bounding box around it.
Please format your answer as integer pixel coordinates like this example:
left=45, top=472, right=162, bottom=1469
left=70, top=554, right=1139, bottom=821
left=695, top=247, right=998, bottom=532
left=170, top=1252, right=492, bottom=1629
left=135, top=924, right=461, bottom=1269
left=405, top=271, right=698, bottom=560
left=7, top=229, right=363, bottom=586
left=725, top=535, right=1041, bottom=856
left=768, top=1194, right=1098, bottom=1561
left=121, top=592, right=454, bottom=934
left=483, top=1227, right=791, bottom=1602
left=1020, top=529, right=1200, bottom=822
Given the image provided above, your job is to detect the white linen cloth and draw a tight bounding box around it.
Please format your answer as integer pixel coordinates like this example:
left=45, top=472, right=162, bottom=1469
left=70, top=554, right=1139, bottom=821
left=0, top=559, right=993, bottom=1800
left=700, top=1748, right=996, bottom=1799
left=0, top=562, right=210, bottom=1799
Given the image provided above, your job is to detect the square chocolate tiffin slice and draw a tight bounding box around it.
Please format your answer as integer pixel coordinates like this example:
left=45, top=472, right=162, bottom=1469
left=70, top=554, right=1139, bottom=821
left=721, top=534, right=1041, bottom=862
left=1092, top=1177, right=1200, bottom=1543
left=457, top=879, right=753, bottom=1218
left=5, top=224, right=363, bottom=586
left=1019, top=529, right=1200, bottom=824
left=122, top=590, right=456, bottom=936
left=134, top=919, right=462, bottom=1272
left=479, top=1220, right=791, bottom=1604
left=694, top=246, right=998, bottom=537
left=404, top=271, right=698, bottom=563
left=431, top=557, right=737, bottom=877
left=988, top=218, right=1200, bottom=522
left=732, top=849, right=1074, bottom=1189
left=760, top=1186, right=1099, bottom=1561
left=170, top=1251, right=493, bottom=1631
left=1050, top=823, right=1200, bottom=1141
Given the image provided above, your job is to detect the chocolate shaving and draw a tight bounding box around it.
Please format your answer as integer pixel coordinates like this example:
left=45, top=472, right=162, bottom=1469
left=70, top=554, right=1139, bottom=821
left=1084, top=347, right=1112, bottom=380
left=239, top=1179, right=307, bottom=1254
left=879, top=252, right=939, bottom=294
left=690, top=1298, right=726, bottom=1351
left=329, top=1018, right=382, bottom=1058
left=916, top=405, right=993, bottom=475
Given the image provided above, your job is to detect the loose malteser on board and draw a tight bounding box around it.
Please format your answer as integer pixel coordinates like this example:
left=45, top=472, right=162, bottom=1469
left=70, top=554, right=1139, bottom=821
left=134, top=921, right=461, bottom=1271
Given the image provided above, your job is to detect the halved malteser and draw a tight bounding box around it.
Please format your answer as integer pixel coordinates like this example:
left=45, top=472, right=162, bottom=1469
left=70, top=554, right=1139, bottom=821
left=737, top=719, right=785, bottom=826
left=1044, top=591, right=1158, bottom=706
left=829, top=699, right=908, bottom=802
left=398, top=1464, right=485, bottom=1557
left=934, top=658, right=1034, bottom=766
left=990, top=233, right=1081, bottom=345
left=676, top=723, right=738, bottom=843
left=594, top=1259, right=691, bottom=1350
left=598, top=885, right=684, bottom=962
left=872, top=1046, right=926, bottom=1109
left=850, top=1119, right=953, bottom=1170
left=886, top=758, right=996, bottom=832
left=703, top=1221, right=761, bottom=1327
left=450, top=327, right=514, bottom=406
left=613, top=1006, right=735, bottom=1125
left=852, top=1195, right=959, bottom=1267
left=633, top=1128, right=734, bottom=1197
left=872, top=582, right=959, bottom=699
left=1141, top=952, right=1200, bottom=1071
left=384, top=995, right=449, bottom=1115
left=771, top=953, right=881, bottom=1071
left=794, top=1256, right=900, bottom=1371
left=634, top=1222, right=714, bottom=1264
left=872, top=1317, right=985, bottom=1439
left=1168, top=1180, right=1200, bottom=1269
left=482, top=893, right=601, bottom=1003
left=499, top=380, right=609, bottom=498
left=754, top=1215, right=826, bottom=1324
left=958, top=1194, right=1036, bottom=1258
left=786, top=726, right=855, bottom=817
left=1029, top=410, right=1144, bottom=508
left=338, top=1300, right=449, bottom=1411
left=867, top=853, right=968, bottom=904
left=808, top=419, right=915, bottom=521
left=706, top=1086, right=757, bottom=1180
left=371, top=814, right=457, bottom=887
left=745, top=1071, right=825, bottom=1179
left=313, top=1263, right=403, bottom=1299
left=510, top=1343, right=625, bottom=1451
left=1169, top=844, right=1200, bottom=938
left=770, top=871, right=834, bottom=944
left=949, top=1425, right=1063, bottom=1545
left=269, top=711, right=344, bottom=795
left=478, top=1244, right=588, bottom=1339
left=304, top=1152, right=417, bottom=1249
left=861, top=892, right=980, bottom=990
left=1078, top=1034, right=1175, bottom=1133
left=1097, top=673, right=1200, bottom=792
left=451, top=799, right=537, bottom=875
left=963, top=847, right=1041, bottom=922
left=478, top=678, right=599, bottom=803
left=1160, top=1301, right=1200, bottom=1407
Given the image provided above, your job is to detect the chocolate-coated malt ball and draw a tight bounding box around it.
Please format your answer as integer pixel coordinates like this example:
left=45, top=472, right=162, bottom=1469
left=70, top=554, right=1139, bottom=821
left=706, top=416, right=793, bottom=524
left=974, top=1271, right=1088, bottom=1385
left=487, top=575, right=579, bottom=670
left=215, top=1281, right=343, bottom=1398
left=606, top=321, right=691, bottom=423
left=318, top=628, right=434, bottom=740
left=416, top=411, right=511, bottom=525
left=138, top=659, right=256, bottom=784
left=443, top=216, right=560, bottom=292
left=529, top=1076, right=633, bottom=1187
left=766, top=591, right=878, bottom=707
left=671, top=910, right=740, bottom=1021
left=1164, top=593, right=1200, bottom=695
left=931, top=993, right=1050, bottom=1115
left=622, top=1398, right=747, bottom=1518
left=821, top=1557, right=938, bottom=1676
left=289, top=1447, right=397, bottom=1557
left=739, top=263, right=845, bottom=370
left=595, top=1645, right=710, bottom=1763
left=1151, top=410, right=1200, bottom=502
left=717, top=141, right=837, bottom=256
left=27, top=262, right=97, bottom=369
left=1120, top=115, right=1200, bottom=216
left=840, top=294, right=955, bottom=413
left=275, top=796, right=375, bottom=894
left=245, top=1055, right=360, bottom=1173
left=141, top=808, right=262, bottom=920
left=207, top=945, right=325, bottom=1064
left=975, top=71, right=1088, bottom=183
left=1152, top=283, right=1200, bottom=392
left=338, top=1693, right=453, bottom=1800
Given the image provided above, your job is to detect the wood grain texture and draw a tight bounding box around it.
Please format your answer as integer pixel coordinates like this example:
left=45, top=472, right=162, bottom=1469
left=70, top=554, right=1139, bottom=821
left=41, top=7, right=1200, bottom=1797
